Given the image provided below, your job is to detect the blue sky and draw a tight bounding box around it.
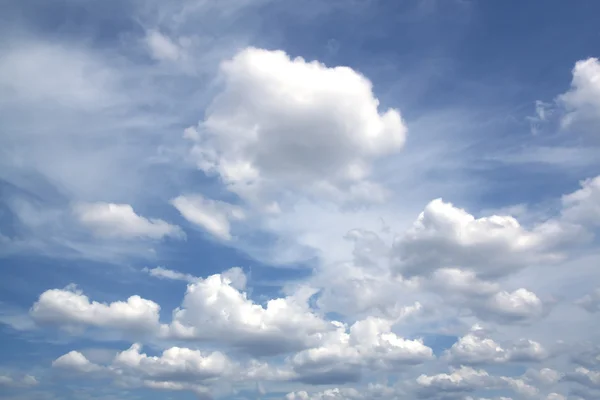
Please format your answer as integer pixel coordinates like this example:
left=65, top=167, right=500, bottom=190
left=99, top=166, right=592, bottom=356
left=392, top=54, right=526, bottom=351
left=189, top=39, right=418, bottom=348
left=1, top=1, right=600, bottom=399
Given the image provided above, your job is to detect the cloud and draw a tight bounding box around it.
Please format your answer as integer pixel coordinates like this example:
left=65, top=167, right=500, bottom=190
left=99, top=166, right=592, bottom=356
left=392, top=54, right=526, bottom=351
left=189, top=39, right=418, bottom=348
left=113, top=343, right=231, bottom=382
left=170, top=194, right=244, bottom=240
left=565, top=367, right=600, bottom=389
left=73, top=202, right=184, bottom=240
left=416, top=366, right=494, bottom=395
left=416, top=367, right=539, bottom=399
left=145, top=30, right=182, bottom=61
left=575, top=288, right=600, bottom=313
left=165, top=271, right=332, bottom=356
left=484, top=288, right=545, bottom=322
left=289, top=313, right=433, bottom=384
left=561, top=175, right=600, bottom=226
left=557, top=58, right=600, bottom=130
left=392, top=198, right=574, bottom=279
left=52, top=351, right=103, bottom=373
left=185, top=47, right=406, bottom=206
left=445, top=326, right=547, bottom=365
left=143, top=266, right=199, bottom=283
left=51, top=344, right=236, bottom=398
left=30, top=285, right=162, bottom=333
left=285, top=388, right=365, bottom=400
left=0, top=374, right=39, bottom=388
left=314, top=228, right=420, bottom=319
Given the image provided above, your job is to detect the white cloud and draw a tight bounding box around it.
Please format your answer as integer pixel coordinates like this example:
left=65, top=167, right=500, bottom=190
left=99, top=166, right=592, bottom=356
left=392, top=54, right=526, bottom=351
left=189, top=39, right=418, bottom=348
left=143, top=266, right=199, bottom=283
left=30, top=285, right=161, bottom=333
left=52, top=351, right=102, bottom=373
left=557, top=58, right=600, bottom=129
left=445, top=326, right=547, bottom=365
left=145, top=30, right=182, bottom=61
left=113, top=343, right=231, bottom=382
left=485, top=288, right=544, bottom=322
left=562, top=175, right=600, bottom=226
left=286, top=388, right=365, bottom=400
left=444, top=328, right=506, bottom=365
left=186, top=47, right=406, bottom=205
left=170, top=194, right=244, bottom=240
left=289, top=313, right=432, bottom=384
left=392, top=199, right=571, bottom=279
left=165, top=270, right=332, bottom=355
left=416, top=366, right=493, bottom=394
left=73, top=202, right=184, bottom=240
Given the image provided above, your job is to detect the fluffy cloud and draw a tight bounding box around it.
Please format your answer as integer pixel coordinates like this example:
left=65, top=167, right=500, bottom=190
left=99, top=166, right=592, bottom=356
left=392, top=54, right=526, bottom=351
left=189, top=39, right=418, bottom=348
left=51, top=345, right=230, bottom=398
left=170, top=194, right=244, bottom=240
left=185, top=47, right=406, bottom=205
left=165, top=270, right=332, bottom=355
left=285, top=388, right=365, bottom=400
left=484, top=288, right=545, bottom=322
left=416, top=366, right=494, bottom=396
left=30, top=285, right=161, bottom=333
left=558, top=58, right=600, bottom=129
left=561, top=175, right=600, bottom=226
left=113, top=343, right=231, bottom=382
left=445, top=326, right=547, bottom=365
left=392, top=199, right=573, bottom=279
left=52, top=351, right=103, bottom=373
left=73, top=202, right=184, bottom=240
left=289, top=314, right=432, bottom=384
left=416, top=367, right=540, bottom=399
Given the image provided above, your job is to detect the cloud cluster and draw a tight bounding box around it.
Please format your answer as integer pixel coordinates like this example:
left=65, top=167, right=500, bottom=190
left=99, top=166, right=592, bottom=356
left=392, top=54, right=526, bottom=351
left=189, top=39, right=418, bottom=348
left=3, top=4, right=600, bottom=399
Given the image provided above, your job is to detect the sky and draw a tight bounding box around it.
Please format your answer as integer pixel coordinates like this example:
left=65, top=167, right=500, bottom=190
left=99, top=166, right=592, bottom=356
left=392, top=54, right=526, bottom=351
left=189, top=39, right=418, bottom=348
left=1, top=0, right=600, bottom=399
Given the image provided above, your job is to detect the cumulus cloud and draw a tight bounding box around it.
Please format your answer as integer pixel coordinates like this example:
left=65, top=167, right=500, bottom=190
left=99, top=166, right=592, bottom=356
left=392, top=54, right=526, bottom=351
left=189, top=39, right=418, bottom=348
left=185, top=47, right=406, bottom=206
left=484, top=288, right=545, bottom=322
left=392, top=199, right=573, bottom=279
left=113, top=343, right=231, bottom=382
left=170, top=194, right=244, bottom=240
left=416, top=367, right=540, bottom=399
left=51, top=344, right=239, bottom=398
left=557, top=58, right=600, bottom=130
left=288, top=313, right=432, bottom=384
left=445, top=326, right=547, bottom=365
left=73, top=202, right=184, bottom=240
left=561, top=175, right=600, bottom=226
left=30, top=285, right=161, bottom=333
left=52, top=351, right=103, bottom=373
left=416, top=366, right=494, bottom=395
left=165, top=271, right=331, bottom=355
